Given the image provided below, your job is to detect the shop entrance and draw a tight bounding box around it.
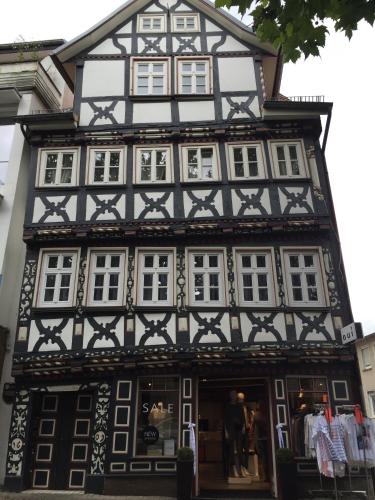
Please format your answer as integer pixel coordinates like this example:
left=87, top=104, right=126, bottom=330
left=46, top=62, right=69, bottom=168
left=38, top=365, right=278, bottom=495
left=198, top=378, right=273, bottom=495
left=26, top=391, right=93, bottom=490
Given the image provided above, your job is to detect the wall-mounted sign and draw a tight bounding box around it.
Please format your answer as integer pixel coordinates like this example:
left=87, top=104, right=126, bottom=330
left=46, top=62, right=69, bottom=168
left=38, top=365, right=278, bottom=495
left=341, top=322, right=362, bottom=344
left=142, top=425, right=159, bottom=445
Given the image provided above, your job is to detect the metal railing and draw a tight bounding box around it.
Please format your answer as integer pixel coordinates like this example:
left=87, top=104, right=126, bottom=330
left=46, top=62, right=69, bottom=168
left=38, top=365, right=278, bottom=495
left=269, top=95, right=325, bottom=103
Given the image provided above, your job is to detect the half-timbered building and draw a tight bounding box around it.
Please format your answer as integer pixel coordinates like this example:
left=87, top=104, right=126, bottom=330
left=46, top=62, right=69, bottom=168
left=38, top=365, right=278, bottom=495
left=3, top=0, right=363, bottom=497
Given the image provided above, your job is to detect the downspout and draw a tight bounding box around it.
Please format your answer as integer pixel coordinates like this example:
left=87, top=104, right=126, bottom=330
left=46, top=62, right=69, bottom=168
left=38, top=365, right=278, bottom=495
left=322, top=103, right=332, bottom=153
left=271, top=46, right=283, bottom=98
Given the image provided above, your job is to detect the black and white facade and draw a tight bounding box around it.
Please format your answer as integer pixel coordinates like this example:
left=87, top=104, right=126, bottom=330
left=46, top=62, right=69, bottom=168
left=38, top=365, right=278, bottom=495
left=3, top=0, right=362, bottom=497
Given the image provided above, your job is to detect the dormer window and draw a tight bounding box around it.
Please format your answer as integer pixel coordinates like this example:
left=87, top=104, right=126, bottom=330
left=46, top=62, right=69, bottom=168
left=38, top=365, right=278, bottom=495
left=171, top=13, right=200, bottom=32
left=137, top=14, right=166, bottom=33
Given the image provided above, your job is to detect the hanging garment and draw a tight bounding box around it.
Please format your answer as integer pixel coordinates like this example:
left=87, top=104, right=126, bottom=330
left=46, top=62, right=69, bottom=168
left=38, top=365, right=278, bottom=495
left=304, top=413, right=316, bottom=458
left=312, top=415, right=347, bottom=478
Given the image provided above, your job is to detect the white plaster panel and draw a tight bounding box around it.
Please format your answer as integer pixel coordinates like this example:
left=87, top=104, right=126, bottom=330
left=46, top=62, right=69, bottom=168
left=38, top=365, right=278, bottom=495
left=138, top=37, right=167, bottom=54
left=189, top=313, right=231, bottom=344
left=231, top=188, right=271, bottom=216
left=178, top=100, right=215, bottom=122
left=114, top=38, right=132, bottom=53
left=218, top=57, right=256, bottom=91
left=222, top=95, right=260, bottom=119
left=240, top=313, right=287, bottom=343
left=216, top=36, right=250, bottom=52
left=144, top=4, right=163, bottom=12
left=134, top=192, right=174, bottom=219
left=249, top=96, right=261, bottom=117
left=133, top=102, right=172, bottom=123
left=205, top=20, right=222, bottom=32
left=89, top=38, right=122, bottom=55
left=159, top=0, right=177, bottom=7
left=116, top=22, right=133, bottom=34
left=135, top=314, right=176, bottom=346
left=32, top=196, right=77, bottom=223
left=183, top=190, right=223, bottom=218
left=79, top=101, right=126, bottom=127
left=83, top=316, right=125, bottom=349
left=207, top=36, right=222, bottom=51
left=172, top=36, right=201, bottom=53
left=86, top=194, right=126, bottom=221
left=28, top=319, right=74, bottom=352
left=82, top=61, right=125, bottom=98
left=294, top=313, right=335, bottom=342
left=175, top=3, right=192, bottom=10
left=279, top=187, right=314, bottom=214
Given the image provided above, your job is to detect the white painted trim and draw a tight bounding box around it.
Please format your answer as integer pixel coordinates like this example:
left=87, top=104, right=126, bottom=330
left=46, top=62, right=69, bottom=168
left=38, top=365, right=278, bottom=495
left=74, top=418, right=91, bottom=437
left=133, top=144, right=174, bottom=184
left=68, top=469, right=86, bottom=489
left=332, top=380, right=349, bottom=401
left=116, top=380, right=132, bottom=401
left=226, top=141, right=267, bottom=180
left=85, top=145, right=127, bottom=185
left=36, top=443, right=53, bottom=462
left=175, top=55, right=212, bottom=95
left=137, top=13, right=167, bottom=33
left=268, top=139, right=309, bottom=179
left=36, top=146, right=80, bottom=188
left=114, top=405, right=130, bottom=427
left=112, top=431, right=129, bottom=454
left=171, top=13, right=200, bottom=32
left=179, top=142, right=220, bottom=182
left=32, top=469, right=50, bottom=489
left=71, top=443, right=88, bottom=462
left=130, top=57, right=171, bottom=96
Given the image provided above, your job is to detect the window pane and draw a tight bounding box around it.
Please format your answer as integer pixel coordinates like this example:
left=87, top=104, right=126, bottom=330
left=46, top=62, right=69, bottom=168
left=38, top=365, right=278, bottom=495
left=308, top=287, right=318, bottom=301
left=289, top=256, right=299, bottom=268
left=209, top=274, right=219, bottom=286
left=44, top=169, right=56, bottom=184
left=233, top=148, right=244, bottom=177
left=94, top=275, right=104, bottom=287
left=153, top=64, right=164, bottom=73
left=62, top=256, right=73, bottom=268
left=110, top=152, right=120, bottom=166
left=158, top=288, right=168, bottom=301
left=196, top=63, right=206, bottom=72
left=111, top=256, right=120, bottom=268
left=244, top=288, right=253, bottom=301
left=182, top=63, right=192, bottom=72
left=94, top=167, right=105, bottom=182
left=156, top=165, right=166, bottom=180
left=46, top=154, right=58, bottom=169
left=158, top=274, right=168, bottom=286
left=138, top=64, right=149, bottom=73
left=276, top=146, right=287, bottom=175
left=194, top=255, right=203, bottom=268
left=48, top=256, right=58, bottom=268
left=292, top=288, right=303, bottom=301
left=242, top=256, right=252, bottom=268
left=141, top=165, right=151, bottom=181
left=94, top=288, right=103, bottom=301
left=257, top=274, right=267, bottom=287
left=60, top=169, right=72, bottom=184
left=44, top=289, right=54, bottom=302
left=243, top=274, right=252, bottom=287
left=62, top=153, right=73, bottom=168
left=304, top=255, right=314, bottom=267
left=159, top=256, right=168, bottom=268
left=258, top=288, right=268, bottom=301
left=108, top=288, right=118, bottom=301
left=109, top=274, right=119, bottom=286
left=306, top=273, right=316, bottom=286
left=59, top=288, right=69, bottom=301
left=96, top=256, right=106, bottom=267
left=256, top=255, right=266, bottom=268
left=291, top=274, right=301, bottom=286
left=289, top=145, right=300, bottom=175
left=95, top=152, right=105, bottom=166
left=209, top=288, right=219, bottom=301
left=144, top=274, right=153, bottom=287
left=109, top=167, right=119, bottom=182
left=60, top=274, right=71, bottom=287
left=45, top=275, right=56, bottom=287
left=144, top=255, right=154, bottom=267
left=208, top=255, right=218, bottom=268
left=143, top=288, right=152, bottom=301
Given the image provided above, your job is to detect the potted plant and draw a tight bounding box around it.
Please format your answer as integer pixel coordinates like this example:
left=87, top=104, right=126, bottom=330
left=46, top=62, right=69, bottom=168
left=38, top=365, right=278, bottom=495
left=177, top=446, right=194, bottom=500
left=276, top=448, right=297, bottom=500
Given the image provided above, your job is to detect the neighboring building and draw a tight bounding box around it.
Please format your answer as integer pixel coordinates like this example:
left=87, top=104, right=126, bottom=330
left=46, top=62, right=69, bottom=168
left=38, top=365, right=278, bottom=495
left=0, top=40, right=72, bottom=486
left=2, top=1, right=365, bottom=498
left=356, top=332, right=375, bottom=419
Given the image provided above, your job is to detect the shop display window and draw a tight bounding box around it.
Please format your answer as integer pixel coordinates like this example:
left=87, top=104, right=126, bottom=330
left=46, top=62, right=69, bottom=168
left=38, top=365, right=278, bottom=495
left=136, top=377, right=179, bottom=457
left=287, top=377, right=329, bottom=457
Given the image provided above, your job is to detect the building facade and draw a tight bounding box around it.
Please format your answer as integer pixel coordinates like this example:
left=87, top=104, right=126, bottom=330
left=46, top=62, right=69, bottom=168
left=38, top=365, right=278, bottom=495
left=356, top=332, right=375, bottom=419
left=0, top=39, right=72, bottom=485
left=3, top=1, right=364, bottom=497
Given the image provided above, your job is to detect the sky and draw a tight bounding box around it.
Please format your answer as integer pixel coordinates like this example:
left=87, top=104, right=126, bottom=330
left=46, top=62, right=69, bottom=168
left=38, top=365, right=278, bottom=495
left=1, top=1, right=374, bottom=334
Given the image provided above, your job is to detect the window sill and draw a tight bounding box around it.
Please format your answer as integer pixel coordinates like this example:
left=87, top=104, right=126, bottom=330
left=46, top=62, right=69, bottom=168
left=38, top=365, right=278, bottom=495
left=180, top=180, right=221, bottom=186
left=83, top=306, right=126, bottom=313
left=134, top=305, right=177, bottom=312
left=175, top=94, right=214, bottom=101
left=32, top=306, right=77, bottom=314
left=129, top=95, right=173, bottom=102
left=133, top=182, right=175, bottom=188
left=35, top=185, right=79, bottom=190
left=363, top=366, right=373, bottom=371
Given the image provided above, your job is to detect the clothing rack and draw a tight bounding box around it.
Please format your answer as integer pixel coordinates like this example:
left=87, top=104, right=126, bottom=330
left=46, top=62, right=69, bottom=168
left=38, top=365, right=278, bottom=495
left=309, top=403, right=373, bottom=500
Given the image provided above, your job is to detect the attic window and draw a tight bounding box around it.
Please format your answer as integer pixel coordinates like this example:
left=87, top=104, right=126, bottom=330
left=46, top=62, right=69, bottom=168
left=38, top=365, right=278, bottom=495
left=137, top=14, right=166, bottom=33
left=171, top=13, right=200, bottom=32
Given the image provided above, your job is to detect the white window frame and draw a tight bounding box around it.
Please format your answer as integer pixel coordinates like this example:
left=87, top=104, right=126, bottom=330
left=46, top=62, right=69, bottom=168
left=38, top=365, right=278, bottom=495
left=131, top=57, right=170, bottom=96
left=180, top=143, right=220, bottom=182
left=136, top=249, right=175, bottom=306
left=37, top=147, right=80, bottom=187
left=187, top=249, right=226, bottom=306
left=171, top=13, right=200, bottom=32
left=269, top=140, right=308, bottom=178
left=35, top=249, right=79, bottom=308
left=227, top=142, right=267, bottom=180
left=176, top=56, right=212, bottom=95
left=282, top=248, right=326, bottom=307
left=133, top=145, right=173, bottom=184
left=137, top=14, right=166, bottom=33
left=234, top=249, right=276, bottom=307
left=85, top=248, right=127, bottom=307
left=368, top=392, right=375, bottom=417
left=86, top=146, right=126, bottom=185
left=332, top=380, right=349, bottom=401
left=361, top=346, right=372, bottom=370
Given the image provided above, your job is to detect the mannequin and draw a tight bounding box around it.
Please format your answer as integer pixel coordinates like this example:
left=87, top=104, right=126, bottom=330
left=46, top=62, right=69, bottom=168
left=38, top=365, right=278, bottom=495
left=224, top=390, right=246, bottom=478
left=237, top=392, right=251, bottom=478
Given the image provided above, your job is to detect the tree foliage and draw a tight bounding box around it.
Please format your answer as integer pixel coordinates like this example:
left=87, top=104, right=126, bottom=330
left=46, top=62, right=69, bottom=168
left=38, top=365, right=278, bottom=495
left=215, top=0, right=375, bottom=62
